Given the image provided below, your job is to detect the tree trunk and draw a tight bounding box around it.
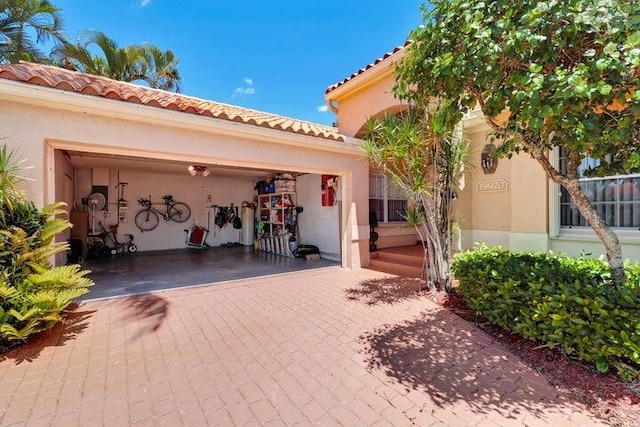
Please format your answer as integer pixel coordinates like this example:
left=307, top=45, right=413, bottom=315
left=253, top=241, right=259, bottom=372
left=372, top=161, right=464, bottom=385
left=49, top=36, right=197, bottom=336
left=481, top=110, right=626, bottom=286
left=528, top=147, right=626, bottom=286
left=416, top=193, right=448, bottom=292
left=562, top=180, right=625, bottom=285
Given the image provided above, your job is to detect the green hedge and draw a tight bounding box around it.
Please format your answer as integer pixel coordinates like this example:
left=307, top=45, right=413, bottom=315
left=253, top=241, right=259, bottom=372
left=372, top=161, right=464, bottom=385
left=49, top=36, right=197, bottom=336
left=451, top=245, right=640, bottom=380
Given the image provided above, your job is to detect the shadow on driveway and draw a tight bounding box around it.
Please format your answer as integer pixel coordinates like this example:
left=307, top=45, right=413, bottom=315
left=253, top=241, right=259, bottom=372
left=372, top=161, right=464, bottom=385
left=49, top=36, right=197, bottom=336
left=345, top=277, right=428, bottom=306
left=121, top=293, right=170, bottom=342
left=0, top=305, right=95, bottom=365
left=360, top=309, right=592, bottom=422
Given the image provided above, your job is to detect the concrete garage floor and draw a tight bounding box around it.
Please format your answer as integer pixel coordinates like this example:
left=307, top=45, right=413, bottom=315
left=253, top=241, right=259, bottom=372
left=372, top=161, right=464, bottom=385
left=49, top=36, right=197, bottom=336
left=81, top=246, right=338, bottom=301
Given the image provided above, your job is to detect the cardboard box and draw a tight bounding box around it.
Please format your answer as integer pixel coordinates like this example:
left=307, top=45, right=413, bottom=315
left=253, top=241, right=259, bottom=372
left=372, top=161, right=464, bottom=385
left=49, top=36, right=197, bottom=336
left=305, top=254, right=321, bottom=261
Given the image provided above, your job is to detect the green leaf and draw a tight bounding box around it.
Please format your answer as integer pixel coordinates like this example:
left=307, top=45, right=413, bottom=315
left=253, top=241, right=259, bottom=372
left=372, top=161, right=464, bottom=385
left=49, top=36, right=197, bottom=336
left=529, top=63, right=543, bottom=73
left=539, top=105, right=553, bottom=118
left=598, top=83, right=613, bottom=96
left=625, top=31, right=640, bottom=49
left=595, top=359, right=609, bottom=373
left=603, top=42, right=618, bottom=55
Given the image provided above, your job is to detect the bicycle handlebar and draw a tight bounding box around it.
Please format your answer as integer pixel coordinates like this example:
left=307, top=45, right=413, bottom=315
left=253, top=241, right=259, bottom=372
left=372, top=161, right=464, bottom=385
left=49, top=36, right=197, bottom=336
left=138, top=195, right=175, bottom=206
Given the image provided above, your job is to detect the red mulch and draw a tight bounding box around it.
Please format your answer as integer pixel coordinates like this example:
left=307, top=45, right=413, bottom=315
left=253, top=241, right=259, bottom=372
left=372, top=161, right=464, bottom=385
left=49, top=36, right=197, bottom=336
left=434, top=290, right=640, bottom=427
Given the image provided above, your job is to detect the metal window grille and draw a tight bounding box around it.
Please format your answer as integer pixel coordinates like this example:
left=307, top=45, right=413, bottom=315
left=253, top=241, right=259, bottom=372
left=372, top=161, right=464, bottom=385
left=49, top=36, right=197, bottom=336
left=559, top=148, right=640, bottom=229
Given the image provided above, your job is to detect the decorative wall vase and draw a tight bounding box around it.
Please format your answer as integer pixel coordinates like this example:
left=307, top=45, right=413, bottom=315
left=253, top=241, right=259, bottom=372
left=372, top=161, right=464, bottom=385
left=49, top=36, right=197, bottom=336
left=481, top=143, right=498, bottom=174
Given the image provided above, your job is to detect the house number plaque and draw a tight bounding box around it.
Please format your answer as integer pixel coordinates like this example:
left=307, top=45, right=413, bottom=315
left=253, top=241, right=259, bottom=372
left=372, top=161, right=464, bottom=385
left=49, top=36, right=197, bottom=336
left=476, top=178, right=509, bottom=193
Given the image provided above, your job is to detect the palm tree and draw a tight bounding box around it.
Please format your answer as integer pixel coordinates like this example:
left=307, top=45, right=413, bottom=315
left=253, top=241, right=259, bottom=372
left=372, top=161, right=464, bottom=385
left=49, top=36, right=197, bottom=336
left=138, top=43, right=181, bottom=92
left=0, top=0, right=65, bottom=63
left=52, top=29, right=181, bottom=91
left=51, top=29, right=139, bottom=81
left=363, top=107, right=470, bottom=292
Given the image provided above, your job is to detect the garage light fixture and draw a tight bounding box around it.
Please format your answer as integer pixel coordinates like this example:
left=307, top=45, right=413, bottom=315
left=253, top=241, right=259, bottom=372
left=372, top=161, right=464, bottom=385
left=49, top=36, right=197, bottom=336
left=188, top=165, right=210, bottom=177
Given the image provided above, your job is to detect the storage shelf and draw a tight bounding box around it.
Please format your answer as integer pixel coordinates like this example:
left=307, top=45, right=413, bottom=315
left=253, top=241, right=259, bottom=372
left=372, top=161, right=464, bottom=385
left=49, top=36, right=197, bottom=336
left=256, top=192, right=296, bottom=253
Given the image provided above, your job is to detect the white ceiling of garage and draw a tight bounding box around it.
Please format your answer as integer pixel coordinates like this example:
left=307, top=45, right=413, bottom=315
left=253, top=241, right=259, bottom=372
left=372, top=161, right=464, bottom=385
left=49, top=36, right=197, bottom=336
left=65, top=151, right=294, bottom=180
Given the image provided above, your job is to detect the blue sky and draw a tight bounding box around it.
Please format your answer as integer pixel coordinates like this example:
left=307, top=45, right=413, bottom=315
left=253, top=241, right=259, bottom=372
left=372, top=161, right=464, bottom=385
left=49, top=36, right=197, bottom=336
left=52, top=0, right=425, bottom=126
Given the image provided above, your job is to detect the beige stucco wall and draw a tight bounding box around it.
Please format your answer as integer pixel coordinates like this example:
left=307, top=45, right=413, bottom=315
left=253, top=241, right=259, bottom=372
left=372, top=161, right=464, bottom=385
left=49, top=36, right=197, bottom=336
left=550, top=236, right=640, bottom=261
left=0, top=97, right=370, bottom=268
left=53, top=149, right=74, bottom=265
left=460, top=122, right=640, bottom=261
left=335, top=73, right=411, bottom=137
left=457, top=124, right=550, bottom=252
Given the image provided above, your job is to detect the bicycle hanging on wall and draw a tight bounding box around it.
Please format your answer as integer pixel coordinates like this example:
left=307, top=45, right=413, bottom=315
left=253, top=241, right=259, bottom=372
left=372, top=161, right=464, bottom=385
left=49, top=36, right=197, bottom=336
left=134, top=195, right=191, bottom=232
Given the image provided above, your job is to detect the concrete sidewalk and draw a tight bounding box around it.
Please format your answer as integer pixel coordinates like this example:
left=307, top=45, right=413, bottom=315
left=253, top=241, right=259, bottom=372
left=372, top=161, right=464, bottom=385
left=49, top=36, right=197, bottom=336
left=0, top=268, right=605, bottom=426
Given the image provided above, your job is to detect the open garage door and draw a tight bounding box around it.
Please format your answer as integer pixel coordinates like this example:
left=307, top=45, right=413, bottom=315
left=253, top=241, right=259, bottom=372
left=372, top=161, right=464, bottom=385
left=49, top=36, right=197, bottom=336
left=54, top=149, right=342, bottom=299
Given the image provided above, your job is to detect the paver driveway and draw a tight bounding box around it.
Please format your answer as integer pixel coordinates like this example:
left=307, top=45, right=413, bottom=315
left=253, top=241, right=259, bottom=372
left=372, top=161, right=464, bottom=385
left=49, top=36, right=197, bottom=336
left=0, top=267, right=606, bottom=426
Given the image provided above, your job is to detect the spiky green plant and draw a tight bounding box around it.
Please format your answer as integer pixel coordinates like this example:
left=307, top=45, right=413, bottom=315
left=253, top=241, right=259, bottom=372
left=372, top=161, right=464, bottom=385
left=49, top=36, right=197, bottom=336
left=363, top=107, right=470, bottom=292
left=0, top=144, right=92, bottom=348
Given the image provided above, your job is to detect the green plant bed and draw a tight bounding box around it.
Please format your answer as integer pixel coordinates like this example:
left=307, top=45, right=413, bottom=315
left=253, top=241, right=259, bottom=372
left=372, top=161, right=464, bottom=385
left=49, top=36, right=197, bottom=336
left=1, top=145, right=92, bottom=350
left=451, top=245, right=640, bottom=381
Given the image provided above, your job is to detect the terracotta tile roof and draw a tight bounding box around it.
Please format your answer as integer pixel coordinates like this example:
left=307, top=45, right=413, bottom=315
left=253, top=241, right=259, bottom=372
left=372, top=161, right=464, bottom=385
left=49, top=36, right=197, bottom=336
left=0, top=62, right=345, bottom=142
left=325, top=41, right=410, bottom=95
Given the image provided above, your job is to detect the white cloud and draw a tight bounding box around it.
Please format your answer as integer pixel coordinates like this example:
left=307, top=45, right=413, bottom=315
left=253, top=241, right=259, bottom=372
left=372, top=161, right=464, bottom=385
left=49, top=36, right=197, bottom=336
left=232, top=77, right=255, bottom=97
left=140, top=0, right=152, bottom=6
left=317, top=105, right=329, bottom=113
left=234, top=87, right=256, bottom=96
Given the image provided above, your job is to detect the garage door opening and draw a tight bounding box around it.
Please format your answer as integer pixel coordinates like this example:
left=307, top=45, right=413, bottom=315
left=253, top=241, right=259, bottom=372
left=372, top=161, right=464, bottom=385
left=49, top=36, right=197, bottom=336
left=54, top=149, right=343, bottom=300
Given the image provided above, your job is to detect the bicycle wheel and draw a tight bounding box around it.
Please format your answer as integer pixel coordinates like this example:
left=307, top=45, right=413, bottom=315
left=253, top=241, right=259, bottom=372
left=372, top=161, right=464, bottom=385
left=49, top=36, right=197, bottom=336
left=168, top=202, right=191, bottom=223
left=135, top=209, right=160, bottom=232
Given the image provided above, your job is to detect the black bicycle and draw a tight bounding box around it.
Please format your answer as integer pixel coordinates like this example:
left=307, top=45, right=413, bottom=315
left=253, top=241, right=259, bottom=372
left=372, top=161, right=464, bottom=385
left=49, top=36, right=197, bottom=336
left=135, top=195, right=191, bottom=232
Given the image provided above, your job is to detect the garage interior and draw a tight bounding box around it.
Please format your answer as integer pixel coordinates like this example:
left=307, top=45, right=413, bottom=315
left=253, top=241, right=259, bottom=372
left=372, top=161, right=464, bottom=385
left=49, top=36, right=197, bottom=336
left=54, top=149, right=342, bottom=300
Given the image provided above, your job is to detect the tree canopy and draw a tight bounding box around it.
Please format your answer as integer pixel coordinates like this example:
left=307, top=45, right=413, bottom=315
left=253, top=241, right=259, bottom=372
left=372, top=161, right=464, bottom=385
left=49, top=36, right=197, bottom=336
left=398, top=0, right=639, bottom=173
left=50, top=30, right=181, bottom=91
left=0, top=0, right=64, bottom=63
left=1, top=1, right=182, bottom=91
left=396, top=0, right=640, bottom=285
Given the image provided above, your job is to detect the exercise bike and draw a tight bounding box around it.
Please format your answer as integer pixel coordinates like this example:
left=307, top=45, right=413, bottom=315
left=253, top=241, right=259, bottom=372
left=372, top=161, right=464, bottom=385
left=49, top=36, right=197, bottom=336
left=98, top=222, right=137, bottom=255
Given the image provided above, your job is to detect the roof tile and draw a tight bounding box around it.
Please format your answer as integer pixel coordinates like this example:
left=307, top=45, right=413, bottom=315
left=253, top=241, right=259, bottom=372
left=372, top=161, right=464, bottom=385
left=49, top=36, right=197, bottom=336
left=325, top=41, right=410, bottom=95
left=0, top=62, right=345, bottom=142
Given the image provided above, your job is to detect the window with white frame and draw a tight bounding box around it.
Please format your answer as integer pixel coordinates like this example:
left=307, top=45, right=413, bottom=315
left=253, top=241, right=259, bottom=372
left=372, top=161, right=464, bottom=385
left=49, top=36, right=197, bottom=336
left=369, top=174, right=408, bottom=223
left=559, top=148, right=640, bottom=229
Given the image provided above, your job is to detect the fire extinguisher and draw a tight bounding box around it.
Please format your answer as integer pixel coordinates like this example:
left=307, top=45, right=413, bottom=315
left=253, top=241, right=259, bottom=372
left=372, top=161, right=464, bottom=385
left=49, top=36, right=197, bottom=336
left=321, top=175, right=336, bottom=206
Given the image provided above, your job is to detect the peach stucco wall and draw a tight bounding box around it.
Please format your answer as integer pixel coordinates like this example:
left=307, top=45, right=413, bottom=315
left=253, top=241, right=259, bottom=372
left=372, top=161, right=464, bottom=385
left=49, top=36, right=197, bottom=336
left=461, top=129, right=513, bottom=233
left=0, top=98, right=369, bottom=268
left=335, top=73, right=411, bottom=138
left=459, top=122, right=640, bottom=260
left=456, top=124, right=550, bottom=251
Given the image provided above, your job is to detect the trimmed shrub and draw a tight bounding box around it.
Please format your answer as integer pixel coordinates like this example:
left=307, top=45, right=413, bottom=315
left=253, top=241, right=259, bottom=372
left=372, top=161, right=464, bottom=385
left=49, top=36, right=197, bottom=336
left=452, top=245, right=640, bottom=381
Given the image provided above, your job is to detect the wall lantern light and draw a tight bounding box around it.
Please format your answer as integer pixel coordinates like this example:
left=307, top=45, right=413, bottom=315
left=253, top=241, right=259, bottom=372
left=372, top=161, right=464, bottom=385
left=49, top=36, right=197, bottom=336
left=481, top=144, right=498, bottom=174
left=188, top=165, right=210, bottom=177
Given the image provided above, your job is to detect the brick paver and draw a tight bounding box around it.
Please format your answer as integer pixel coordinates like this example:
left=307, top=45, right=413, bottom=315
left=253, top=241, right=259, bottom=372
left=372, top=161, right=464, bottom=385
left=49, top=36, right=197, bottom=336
left=0, top=267, right=607, bottom=426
